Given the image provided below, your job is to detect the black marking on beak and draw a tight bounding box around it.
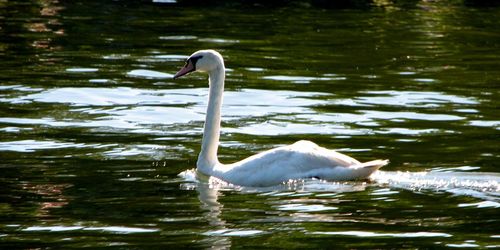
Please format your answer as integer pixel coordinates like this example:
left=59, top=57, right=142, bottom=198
left=173, top=55, right=203, bottom=79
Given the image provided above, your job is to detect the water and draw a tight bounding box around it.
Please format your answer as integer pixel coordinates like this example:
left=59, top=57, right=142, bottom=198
left=1, top=0, right=499, bottom=248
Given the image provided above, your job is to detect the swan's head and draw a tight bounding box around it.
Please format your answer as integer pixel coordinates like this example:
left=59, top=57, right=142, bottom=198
left=173, top=50, right=224, bottom=79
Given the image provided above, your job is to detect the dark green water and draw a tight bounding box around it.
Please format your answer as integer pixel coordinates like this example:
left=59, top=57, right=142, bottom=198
left=1, top=1, right=499, bottom=248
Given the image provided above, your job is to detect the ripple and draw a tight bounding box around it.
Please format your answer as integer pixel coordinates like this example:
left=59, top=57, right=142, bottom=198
left=65, top=68, right=99, bottom=73
left=151, top=54, right=188, bottom=60
left=311, top=230, right=452, bottom=238
left=102, top=54, right=131, bottom=60
left=245, top=67, right=265, bottom=72
left=13, top=87, right=326, bottom=108
left=275, top=203, right=338, bottom=212
left=107, top=106, right=203, bottom=124
left=84, top=226, right=158, bottom=234
left=126, top=69, right=174, bottom=79
left=413, top=78, right=437, bottom=83
left=371, top=188, right=399, bottom=196
left=0, top=117, right=139, bottom=130
left=198, top=38, right=239, bottom=44
left=357, top=91, right=478, bottom=107
left=18, top=87, right=195, bottom=106
left=0, top=140, right=100, bottom=152
left=455, top=108, right=478, bottom=113
left=103, top=143, right=184, bottom=160
left=0, top=85, right=43, bottom=92
left=23, top=225, right=158, bottom=234
left=152, top=0, right=177, bottom=4
left=89, top=79, right=111, bottom=84
left=363, top=110, right=464, bottom=121
left=469, top=120, right=500, bottom=129
left=263, top=75, right=340, bottom=84
left=458, top=201, right=500, bottom=208
left=0, top=126, right=32, bottom=133
left=1, top=87, right=336, bottom=135
left=0, top=87, right=488, bottom=137
left=23, top=226, right=83, bottom=232
left=225, top=121, right=366, bottom=136
left=204, top=229, right=264, bottom=237
left=159, top=35, right=197, bottom=40
left=446, top=243, right=480, bottom=248
left=433, top=166, right=481, bottom=172
left=398, top=71, right=417, bottom=75
left=378, top=127, right=442, bottom=135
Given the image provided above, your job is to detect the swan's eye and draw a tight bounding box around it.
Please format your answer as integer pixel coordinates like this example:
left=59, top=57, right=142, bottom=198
left=189, top=55, right=203, bottom=66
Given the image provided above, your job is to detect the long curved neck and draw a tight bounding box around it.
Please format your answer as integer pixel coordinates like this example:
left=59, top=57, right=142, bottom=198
left=197, top=64, right=225, bottom=173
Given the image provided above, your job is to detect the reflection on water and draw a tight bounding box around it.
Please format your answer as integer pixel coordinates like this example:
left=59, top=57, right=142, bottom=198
left=179, top=168, right=499, bottom=249
left=1, top=0, right=499, bottom=248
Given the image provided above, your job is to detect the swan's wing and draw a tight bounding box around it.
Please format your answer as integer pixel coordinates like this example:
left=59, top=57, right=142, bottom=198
left=221, top=140, right=369, bottom=186
left=287, top=140, right=361, bottom=166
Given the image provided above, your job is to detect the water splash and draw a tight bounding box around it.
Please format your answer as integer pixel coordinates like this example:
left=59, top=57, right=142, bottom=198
left=370, top=171, right=500, bottom=201
left=180, top=169, right=500, bottom=202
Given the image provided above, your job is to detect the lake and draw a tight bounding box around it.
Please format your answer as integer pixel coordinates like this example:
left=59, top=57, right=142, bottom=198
left=1, top=0, right=499, bottom=248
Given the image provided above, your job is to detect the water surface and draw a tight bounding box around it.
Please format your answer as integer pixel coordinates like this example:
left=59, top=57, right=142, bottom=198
left=1, top=1, right=499, bottom=248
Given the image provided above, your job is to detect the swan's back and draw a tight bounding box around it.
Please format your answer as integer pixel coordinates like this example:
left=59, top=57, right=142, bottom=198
left=215, top=140, right=387, bottom=187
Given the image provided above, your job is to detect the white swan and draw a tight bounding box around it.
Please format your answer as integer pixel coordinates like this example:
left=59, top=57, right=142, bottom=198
left=173, top=49, right=388, bottom=187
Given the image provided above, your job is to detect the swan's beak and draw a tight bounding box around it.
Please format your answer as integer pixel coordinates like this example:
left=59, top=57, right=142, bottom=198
left=173, top=60, right=195, bottom=79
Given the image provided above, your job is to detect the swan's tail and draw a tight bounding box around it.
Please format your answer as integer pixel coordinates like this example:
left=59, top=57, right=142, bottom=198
left=349, top=159, right=388, bottom=179
left=360, top=159, right=389, bottom=170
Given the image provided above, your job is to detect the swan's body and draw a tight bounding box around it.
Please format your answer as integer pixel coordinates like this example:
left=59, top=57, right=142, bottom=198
left=174, top=50, right=388, bottom=187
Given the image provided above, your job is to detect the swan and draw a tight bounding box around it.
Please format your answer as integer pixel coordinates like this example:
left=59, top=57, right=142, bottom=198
left=173, top=49, right=388, bottom=187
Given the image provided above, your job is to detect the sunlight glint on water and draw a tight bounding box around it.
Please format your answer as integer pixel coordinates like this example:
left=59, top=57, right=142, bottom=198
left=0, top=1, right=499, bottom=248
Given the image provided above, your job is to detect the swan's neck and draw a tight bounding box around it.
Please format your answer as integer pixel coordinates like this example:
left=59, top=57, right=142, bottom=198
left=197, top=65, right=225, bottom=174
